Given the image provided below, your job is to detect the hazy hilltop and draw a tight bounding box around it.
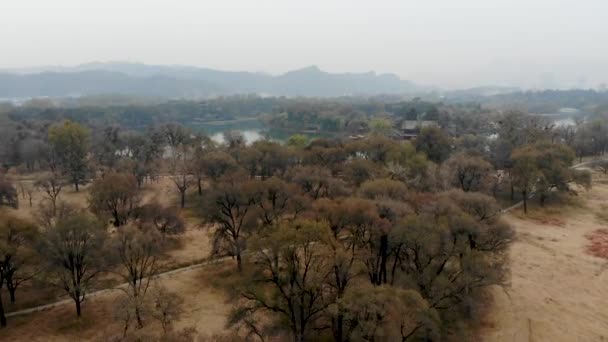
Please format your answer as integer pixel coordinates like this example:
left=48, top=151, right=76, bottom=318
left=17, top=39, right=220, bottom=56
left=0, top=62, right=420, bottom=98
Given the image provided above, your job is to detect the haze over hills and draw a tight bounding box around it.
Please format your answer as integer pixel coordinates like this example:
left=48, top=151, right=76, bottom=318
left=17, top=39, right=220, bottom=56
left=0, top=62, right=422, bottom=99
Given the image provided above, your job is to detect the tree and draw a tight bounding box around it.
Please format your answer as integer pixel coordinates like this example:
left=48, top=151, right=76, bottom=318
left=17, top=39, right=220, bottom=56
left=0, top=214, right=38, bottom=327
left=113, top=226, right=164, bottom=328
left=445, top=190, right=501, bottom=222
left=339, top=285, right=439, bottom=341
left=198, top=174, right=256, bottom=271
left=151, top=287, right=184, bottom=334
left=594, top=159, right=608, bottom=174
left=0, top=179, right=18, bottom=209
left=511, top=143, right=590, bottom=211
left=231, top=146, right=262, bottom=178
left=253, top=140, right=294, bottom=179
left=201, top=150, right=239, bottom=182
left=287, top=165, right=348, bottom=199
left=443, top=153, right=493, bottom=192
left=368, top=118, right=393, bottom=136
left=41, top=213, right=107, bottom=317
left=510, top=147, right=541, bottom=213
left=286, top=134, right=309, bottom=149
left=48, top=120, right=90, bottom=191
left=113, top=286, right=187, bottom=340
left=414, top=126, right=451, bottom=163
left=135, top=202, right=185, bottom=235
left=191, top=134, right=213, bottom=195
left=229, top=220, right=331, bottom=342
left=248, top=177, right=308, bottom=227
left=35, top=172, right=63, bottom=215
left=35, top=200, right=79, bottom=231
left=122, top=131, right=163, bottom=187
left=223, top=130, right=246, bottom=149
left=358, top=178, right=408, bottom=201
left=92, top=126, right=123, bottom=172
left=390, top=205, right=512, bottom=311
left=343, top=159, right=381, bottom=186
left=167, top=141, right=194, bottom=209
left=89, top=172, right=141, bottom=227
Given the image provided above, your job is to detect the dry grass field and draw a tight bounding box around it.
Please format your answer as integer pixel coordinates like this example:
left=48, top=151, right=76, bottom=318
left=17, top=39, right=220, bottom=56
left=480, top=175, right=608, bottom=341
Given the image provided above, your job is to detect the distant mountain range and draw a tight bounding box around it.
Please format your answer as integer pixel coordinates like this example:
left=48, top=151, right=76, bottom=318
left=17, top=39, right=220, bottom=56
left=0, top=62, right=422, bottom=99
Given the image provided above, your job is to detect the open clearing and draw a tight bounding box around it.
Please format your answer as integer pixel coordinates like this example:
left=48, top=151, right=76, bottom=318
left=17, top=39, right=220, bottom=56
left=480, top=176, right=608, bottom=341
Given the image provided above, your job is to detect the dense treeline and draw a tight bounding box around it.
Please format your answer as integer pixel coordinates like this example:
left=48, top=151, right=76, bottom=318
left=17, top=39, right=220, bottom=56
left=0, top=96, right=602, bottom=341
left=478, top=89, right=608, bottom=113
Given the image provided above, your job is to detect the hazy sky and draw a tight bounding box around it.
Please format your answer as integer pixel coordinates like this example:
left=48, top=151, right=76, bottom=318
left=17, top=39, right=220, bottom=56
left=2, top=0, right=607, bottom=89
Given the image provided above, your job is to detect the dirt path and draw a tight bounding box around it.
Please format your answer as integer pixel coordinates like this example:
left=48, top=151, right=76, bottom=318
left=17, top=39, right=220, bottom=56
left=480, top=180, right=608, bottom=341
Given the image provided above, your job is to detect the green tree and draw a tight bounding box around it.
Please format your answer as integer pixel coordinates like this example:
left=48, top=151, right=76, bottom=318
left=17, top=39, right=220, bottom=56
left=368, top=118, right=393, bottom=136
left=286, top=134, right=309, bottom=149
left=48, top=120, right=90, bottom=191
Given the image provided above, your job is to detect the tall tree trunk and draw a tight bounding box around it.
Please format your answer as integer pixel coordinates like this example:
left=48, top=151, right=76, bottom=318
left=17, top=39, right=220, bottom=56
left=74, top=181, right=79, bottom=192
left=6, top=281, right=16, bottom=303
left=135, top=305, right=144, bottom=328
left=0, top=286, right=6, bottom=327
left=197, top=177, right=202, bottom=196
left=236, top=244, right=243, bottom=272
left=510, top=183, right=515, bottom=201
left=379, top=234, right=388, bottom=284
left=75, top=289, right=82, bottom=317
left=522, top=190, right=528, bottom=214
left=540, top=193, right=546, bottom=207
left=113, top=210, right=121, bottom=227
left=335, top=314, right=344, bottom=342
left=180, top=191, right=186, bottom=208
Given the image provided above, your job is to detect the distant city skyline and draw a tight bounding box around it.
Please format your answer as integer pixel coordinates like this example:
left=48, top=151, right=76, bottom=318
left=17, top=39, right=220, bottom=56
left=2, top=0, right=607, bottom=89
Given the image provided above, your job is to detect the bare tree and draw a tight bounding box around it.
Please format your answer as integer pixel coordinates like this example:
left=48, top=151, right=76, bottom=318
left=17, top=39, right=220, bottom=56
left=35, top=172, right=63, bottom=214
left=113, top=226, right=164, bottom=328
left=199, top=174, right=256, bottom=271
left=0, top=179, right=18, bottom=209
left=151, top=287, right=184, bottom=334
left=41, top=213, right=107, bottom=317
left=135, top=202, right=185, bottom=235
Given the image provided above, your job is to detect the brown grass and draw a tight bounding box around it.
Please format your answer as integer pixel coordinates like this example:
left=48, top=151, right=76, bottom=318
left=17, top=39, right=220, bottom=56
left=480, top=175, right=608, bottom=341
left=1, top=266, right=232, bottom=341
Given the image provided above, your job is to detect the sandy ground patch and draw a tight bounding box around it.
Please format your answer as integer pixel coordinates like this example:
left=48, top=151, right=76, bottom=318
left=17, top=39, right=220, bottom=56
left=480, top=179, right=608, bottom=341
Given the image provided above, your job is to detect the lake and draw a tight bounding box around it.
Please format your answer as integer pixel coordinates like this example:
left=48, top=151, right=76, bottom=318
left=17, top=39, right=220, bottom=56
left=192, top=118, right=332, bottom=145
